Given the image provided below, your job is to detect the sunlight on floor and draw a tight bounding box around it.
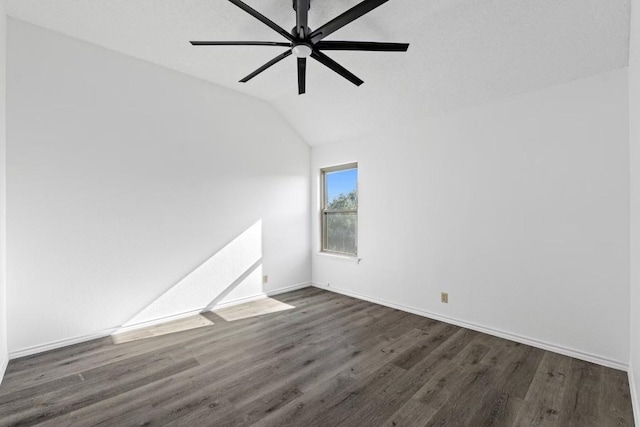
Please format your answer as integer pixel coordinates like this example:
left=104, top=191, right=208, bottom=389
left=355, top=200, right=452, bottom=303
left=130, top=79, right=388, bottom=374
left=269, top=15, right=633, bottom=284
left=213, top=297, right=295, bottom=322
left=112, top=314, right=214, bottom=344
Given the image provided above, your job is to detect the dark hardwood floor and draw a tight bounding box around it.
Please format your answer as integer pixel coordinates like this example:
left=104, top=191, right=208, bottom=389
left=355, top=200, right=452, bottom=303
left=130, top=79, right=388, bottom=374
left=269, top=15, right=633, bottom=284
left=0, top=287, right=634, bottom=426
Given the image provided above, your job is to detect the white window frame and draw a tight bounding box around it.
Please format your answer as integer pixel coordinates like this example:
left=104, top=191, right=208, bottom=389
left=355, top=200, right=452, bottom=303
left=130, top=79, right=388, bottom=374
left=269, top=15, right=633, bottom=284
left=321, top=162, right=358, bottom=257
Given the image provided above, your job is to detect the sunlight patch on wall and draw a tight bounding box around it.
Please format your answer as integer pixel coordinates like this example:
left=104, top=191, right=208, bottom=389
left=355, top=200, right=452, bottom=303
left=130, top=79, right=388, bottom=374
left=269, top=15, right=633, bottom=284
left=116, top=220, right=263, bottom=331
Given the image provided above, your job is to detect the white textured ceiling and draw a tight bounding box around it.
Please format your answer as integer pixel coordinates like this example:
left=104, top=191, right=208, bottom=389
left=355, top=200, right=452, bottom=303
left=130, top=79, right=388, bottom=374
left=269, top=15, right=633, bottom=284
left=5, top=0, right=631, bottom=145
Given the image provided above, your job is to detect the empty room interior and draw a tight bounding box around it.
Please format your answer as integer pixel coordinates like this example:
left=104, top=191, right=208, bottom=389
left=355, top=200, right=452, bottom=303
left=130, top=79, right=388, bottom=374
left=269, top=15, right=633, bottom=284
left=1, top=0, right=640, bottom=425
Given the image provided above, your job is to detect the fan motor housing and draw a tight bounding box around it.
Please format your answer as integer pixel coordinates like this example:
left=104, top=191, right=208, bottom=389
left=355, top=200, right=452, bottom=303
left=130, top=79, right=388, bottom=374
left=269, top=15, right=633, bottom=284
left=292, top=26, right=313, bottom=39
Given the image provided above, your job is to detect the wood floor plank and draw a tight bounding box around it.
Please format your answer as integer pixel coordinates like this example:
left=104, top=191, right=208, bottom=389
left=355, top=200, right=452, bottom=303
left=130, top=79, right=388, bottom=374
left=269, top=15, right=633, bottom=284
left=336, top=329, right=476, bottom=426
left=2, top=289, right=339, bottom=390
left=0, top=287, right=634, bottom=427
left=381, top=339, right=496, bottom=427
left=263, top=327, right=470, bottom=427
left=420, top=361, right=504, bottom=426
left=452, top=335, right=491, bottom=368
left=465, top=388, right=523, bottom=427
left=130, top=302, right=411, bottom=425
left=1, top=356, right=199, bottom=426
left=234, top=328, right=430, bottom=425
left=46, top=296, right=385, bottom=426
left=251, top=327, right=435, bottom=427
left=598, top=365, right=634, bottom=426
left=4, top=337, right=113, bottom=376
left=493, top=343, right=546, bottom=400
left=512, top=351, right=573, bottom=426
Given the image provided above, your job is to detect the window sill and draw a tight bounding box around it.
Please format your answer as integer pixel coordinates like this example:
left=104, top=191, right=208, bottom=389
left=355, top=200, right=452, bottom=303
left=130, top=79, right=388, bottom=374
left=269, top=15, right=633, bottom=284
left=316, top=252, right=361, bottom=264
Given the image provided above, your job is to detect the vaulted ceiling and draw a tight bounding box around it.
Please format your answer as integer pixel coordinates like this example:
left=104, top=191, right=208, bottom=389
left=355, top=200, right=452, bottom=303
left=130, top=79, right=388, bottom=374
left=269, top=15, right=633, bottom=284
left=5, top=0, right=631, bottom=145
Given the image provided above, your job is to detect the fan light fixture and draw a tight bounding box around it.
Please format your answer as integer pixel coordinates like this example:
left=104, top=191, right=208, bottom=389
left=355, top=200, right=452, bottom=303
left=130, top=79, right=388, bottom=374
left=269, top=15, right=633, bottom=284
left=292, top=44, right=312, bottom=58
left=190, top=0, right=409, bottom=95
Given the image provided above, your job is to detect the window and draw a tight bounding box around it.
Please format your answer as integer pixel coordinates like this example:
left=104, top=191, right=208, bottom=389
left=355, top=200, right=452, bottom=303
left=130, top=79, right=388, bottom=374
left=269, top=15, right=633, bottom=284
left=321, top=163, right=358, bottom=256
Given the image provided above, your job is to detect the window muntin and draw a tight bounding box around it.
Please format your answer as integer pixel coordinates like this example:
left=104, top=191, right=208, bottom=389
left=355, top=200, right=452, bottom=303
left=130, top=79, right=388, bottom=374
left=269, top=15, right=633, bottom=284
left=321, top=163, right=358, bottom=256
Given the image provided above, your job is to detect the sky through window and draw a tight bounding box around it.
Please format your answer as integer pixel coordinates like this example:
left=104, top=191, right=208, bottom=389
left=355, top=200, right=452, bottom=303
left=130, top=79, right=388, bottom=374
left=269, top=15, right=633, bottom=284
left=326, top=168, right=357, bottom=205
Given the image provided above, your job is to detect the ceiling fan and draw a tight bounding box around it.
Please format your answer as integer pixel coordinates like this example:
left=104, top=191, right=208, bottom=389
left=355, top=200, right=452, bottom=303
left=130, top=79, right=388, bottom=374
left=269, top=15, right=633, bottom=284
left=190, top=0, right=409, bottom=95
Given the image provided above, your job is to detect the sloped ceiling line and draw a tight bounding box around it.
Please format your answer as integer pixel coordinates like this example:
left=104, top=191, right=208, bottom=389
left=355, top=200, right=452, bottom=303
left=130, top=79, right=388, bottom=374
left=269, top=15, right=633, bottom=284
left=5, top=0, right=630, bottom=145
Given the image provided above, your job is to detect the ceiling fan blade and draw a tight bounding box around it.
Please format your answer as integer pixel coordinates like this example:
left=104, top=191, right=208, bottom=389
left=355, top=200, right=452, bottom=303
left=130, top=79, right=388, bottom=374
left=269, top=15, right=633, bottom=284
left=309, top=0, right=388, bottom=44
left=310, top=50, right=363, bottom=86
left=228, top=0, right=294, bottom=42
left=315, top=41, right=409, bottom=52
left=298, top=57, right=307, bottom=95
left=240, top=50, right=292, bottom=83
left=190, top=41, right=291, bottom=47
left=296, top=0, right=310, bottom=38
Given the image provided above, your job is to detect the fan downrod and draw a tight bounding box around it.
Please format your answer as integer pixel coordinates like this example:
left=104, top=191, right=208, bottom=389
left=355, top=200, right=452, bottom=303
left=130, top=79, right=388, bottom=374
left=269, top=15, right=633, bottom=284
left=292, top=0, right=311, bottom=12
left=291, top=26, right=312, bottom=39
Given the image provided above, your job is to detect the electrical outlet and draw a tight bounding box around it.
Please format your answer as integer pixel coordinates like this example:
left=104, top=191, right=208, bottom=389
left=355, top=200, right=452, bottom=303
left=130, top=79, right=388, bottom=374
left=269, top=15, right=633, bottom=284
left=441, top=292, right=449, bottom=303
left=327, top=282, right=331, bottom=287
left=263, top=275, right=268, bottom=284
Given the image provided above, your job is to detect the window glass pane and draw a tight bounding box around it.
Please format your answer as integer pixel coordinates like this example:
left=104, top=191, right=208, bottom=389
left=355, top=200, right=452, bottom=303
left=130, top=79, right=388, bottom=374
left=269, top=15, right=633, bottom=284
left=326, top=212, right=357, bottom=254
left=326, top=168, right=358, bottom=209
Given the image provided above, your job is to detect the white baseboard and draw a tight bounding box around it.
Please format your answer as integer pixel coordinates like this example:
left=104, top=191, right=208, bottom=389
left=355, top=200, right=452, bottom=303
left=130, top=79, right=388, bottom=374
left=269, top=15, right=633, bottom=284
left=115, top=281, right=312, bottom=334
left=210, top=282, right=312, bottom=310
left=630, top=368, right=639, bottom=427
left=9, top=328, right=119, bottom=359
left=312, top=282, right=628, bottom=371
left=9, top=282, right=312, bottom=360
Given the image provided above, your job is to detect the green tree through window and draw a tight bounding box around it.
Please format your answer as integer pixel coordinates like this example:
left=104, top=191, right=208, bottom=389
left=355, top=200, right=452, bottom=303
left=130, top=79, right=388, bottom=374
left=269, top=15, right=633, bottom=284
left=322, top=164, right=357, bottom=255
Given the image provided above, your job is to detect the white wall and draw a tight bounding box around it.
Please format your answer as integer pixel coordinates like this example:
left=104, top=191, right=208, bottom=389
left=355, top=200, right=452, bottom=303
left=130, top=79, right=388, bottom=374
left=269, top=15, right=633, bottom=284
left=629, top=0, right=640, bottom=419
left=0, top=0, right=7, bottom=383
left=6, top=19, right=310, bottom=355
left=312, top=69, right=630, bottom=368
